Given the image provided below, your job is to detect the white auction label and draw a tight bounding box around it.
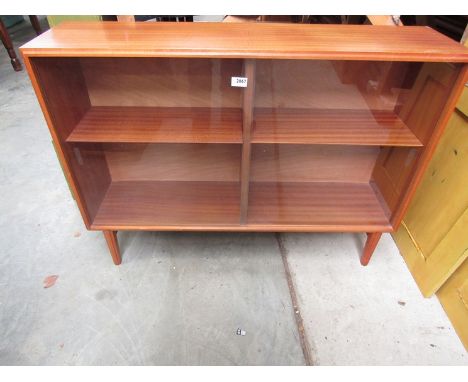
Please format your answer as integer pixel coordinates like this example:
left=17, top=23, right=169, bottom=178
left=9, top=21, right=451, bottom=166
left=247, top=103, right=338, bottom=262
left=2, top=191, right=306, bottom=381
left=231, top=77, right=248, bottom=87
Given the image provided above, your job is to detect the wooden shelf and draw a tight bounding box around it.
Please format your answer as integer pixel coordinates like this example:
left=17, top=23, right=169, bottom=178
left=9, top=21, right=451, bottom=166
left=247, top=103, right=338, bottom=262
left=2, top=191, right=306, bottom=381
left=252, top=108, right=423, bottom=146
left=247, top=182, right=392, bottom=231
left=67, top=107, right=242, bottom=144
left=92, top=181, right=241, bottom=228
left=92, top=180, right=391, bottom=232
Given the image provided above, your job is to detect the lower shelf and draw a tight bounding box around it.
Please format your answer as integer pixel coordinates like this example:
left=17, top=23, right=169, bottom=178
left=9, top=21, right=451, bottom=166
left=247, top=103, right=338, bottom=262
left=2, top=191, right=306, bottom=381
left=248, top=182, right=391, bottom=231
left=91, top=180, right=391, bottom=232
left=92, top=181, right=241, bottom=228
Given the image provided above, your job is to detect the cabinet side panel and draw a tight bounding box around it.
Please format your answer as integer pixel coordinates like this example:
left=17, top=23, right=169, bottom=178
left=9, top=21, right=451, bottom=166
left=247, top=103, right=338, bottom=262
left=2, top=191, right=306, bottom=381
left=31, top=58, right=91, bottom=140
left=331, top=61, right=418, bottom=110
left=67, top=143, right=112, bottom=221
left=30, top=57, right=111, bottom=224
left=395, top=63, right=460, bottom=145
left=371, top=146, right=420, bottom=213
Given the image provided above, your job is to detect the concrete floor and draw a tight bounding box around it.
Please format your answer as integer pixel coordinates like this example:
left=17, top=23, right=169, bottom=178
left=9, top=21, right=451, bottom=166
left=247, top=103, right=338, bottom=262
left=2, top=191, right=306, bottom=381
left=0, top=18, right=466, bottom=366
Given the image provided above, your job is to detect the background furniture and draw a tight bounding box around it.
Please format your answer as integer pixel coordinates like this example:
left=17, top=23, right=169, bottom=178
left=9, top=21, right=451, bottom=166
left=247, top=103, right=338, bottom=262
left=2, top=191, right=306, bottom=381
left=116, top=15, right=193, bottom=22
left=0, top=15, right=42, bottom=71
left=46, top=15, right=102, bottom=27
left=0, top=12, right=194, bottom=71
left=20, top=22, right=468, bottom=268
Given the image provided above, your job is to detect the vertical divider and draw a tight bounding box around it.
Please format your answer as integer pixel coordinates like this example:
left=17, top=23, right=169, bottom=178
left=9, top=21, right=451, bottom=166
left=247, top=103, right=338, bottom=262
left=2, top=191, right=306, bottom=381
left=240, top=59, right=256, bottom=224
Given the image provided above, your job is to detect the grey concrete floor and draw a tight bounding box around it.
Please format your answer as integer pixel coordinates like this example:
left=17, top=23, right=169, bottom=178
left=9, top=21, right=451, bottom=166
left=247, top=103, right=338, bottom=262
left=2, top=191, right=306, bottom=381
left=0, top=18, right=466, bottom=365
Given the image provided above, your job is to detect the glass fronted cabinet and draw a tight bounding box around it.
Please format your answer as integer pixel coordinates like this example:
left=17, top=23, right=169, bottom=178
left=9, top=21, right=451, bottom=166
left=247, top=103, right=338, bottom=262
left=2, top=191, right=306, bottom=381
left=21, top=22, right=468, bottom=265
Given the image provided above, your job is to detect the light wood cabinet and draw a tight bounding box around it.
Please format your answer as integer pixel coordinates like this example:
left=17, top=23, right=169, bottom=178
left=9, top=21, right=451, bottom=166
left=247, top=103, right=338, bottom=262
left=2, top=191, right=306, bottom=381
left=20, top=22, right=468, bottom=266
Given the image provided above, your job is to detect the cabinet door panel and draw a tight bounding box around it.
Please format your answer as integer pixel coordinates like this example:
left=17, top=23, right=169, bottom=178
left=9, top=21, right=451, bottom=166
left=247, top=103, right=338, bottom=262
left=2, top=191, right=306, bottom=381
left=437, top=260, right=468, bottom=351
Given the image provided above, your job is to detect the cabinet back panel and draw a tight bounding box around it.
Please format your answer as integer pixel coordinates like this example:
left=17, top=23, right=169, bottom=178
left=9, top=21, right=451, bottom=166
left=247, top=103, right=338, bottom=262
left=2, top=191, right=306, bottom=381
left=81, top=58, right=243, bottom=108
left=255, top=60, right=371, bottom=109
left=104, top=143, right=241, bottom=182
left=254, top=60, right=424, bottom=112
left=68, top=143, right=113, bottom=219
left=251, top=144, right=379, bottom=183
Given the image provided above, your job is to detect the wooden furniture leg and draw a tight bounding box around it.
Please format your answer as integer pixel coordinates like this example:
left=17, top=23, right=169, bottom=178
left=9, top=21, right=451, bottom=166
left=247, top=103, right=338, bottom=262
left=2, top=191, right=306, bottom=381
left=28, top=16, right=42, bottom=35
left=103, top=230, right=122, bottom=265
left=0, top=18, right=22, bottom=71
left=361, top=232, right=382, bottom=266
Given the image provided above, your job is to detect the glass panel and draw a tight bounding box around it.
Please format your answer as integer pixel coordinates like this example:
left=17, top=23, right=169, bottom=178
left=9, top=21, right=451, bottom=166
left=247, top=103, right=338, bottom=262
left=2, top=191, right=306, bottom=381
left=247, top=144, right=391, bottom=229
left=76, top=57, right=244, bottom=144
left=253, top=60, right=461, bottom=147
left=71, top=143, right=241, bottom=227
left=31, top=55, right=462, bottom=229
left=249, top=60, right=462, bottom=227
left=31, top=57, right=244, bottom=226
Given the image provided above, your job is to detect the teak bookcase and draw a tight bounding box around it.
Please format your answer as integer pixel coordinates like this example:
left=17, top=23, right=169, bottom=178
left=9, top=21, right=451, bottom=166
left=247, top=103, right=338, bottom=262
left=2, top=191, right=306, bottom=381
left=21, top=22, right=468, bottom=265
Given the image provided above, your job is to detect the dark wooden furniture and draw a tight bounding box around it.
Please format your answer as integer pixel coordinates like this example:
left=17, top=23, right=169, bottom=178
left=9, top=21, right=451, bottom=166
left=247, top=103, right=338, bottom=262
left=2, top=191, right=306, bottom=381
left=0, top=16, right=42, bottom=71
left=0, top=17, right=22, bottom=70
left=20, top=22, right=468, bottom=265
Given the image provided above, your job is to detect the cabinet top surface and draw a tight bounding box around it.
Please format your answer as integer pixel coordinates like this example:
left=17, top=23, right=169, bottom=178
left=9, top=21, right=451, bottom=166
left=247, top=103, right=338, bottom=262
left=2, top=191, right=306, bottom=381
left=20, top=21, right=468, bottom=62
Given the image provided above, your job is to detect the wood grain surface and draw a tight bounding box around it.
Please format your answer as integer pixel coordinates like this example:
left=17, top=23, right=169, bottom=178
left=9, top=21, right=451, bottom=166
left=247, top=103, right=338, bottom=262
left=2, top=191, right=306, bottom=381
left=104, top=143, right=241, bottom=182
left=21, top=21, right=468, bottom=265
left=248, top=182, right=391, bottom=231
left=250, top=144, right=379, bottom=183
left=81, top=57, right=243, bottom=108
left=20, top=22, right=468, bottom=62
left=92, top=181, right=241, bottom=228
left=67, top=107, right=242, bottom=143
left=252, top=108, right=422, bottom=146
left=91, top=180, right=391, bottom=232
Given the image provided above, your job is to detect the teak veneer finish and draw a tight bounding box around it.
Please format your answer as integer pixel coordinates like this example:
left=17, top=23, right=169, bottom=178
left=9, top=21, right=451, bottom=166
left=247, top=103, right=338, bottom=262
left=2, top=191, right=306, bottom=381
left=104, top=144, right=241, bottom=182
left=67, top=107, right=242, bottom=143
left=21, top=22, right=468, bottom=265
left=21, top=22, right=468, bottom=62
left=252, top=108, right=422, bottom=146
left=93, top=181, right=241, bottom=228
left=247, top=182, right=391, bottom=231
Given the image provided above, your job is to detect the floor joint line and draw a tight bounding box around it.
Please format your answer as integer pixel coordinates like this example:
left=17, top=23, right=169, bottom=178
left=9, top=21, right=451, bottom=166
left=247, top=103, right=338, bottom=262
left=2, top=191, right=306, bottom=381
left=275, top=233, right=315, bottom=366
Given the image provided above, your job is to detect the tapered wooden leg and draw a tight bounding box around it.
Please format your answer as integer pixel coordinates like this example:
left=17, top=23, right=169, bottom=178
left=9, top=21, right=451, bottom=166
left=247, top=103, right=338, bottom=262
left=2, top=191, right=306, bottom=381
left=360, top=232, right=382, bottom=266
left=103, top=230, right=122, bottom=265
left=28, top=16, right=42, bottom=35
left=0, top=19, right=22, bottom=71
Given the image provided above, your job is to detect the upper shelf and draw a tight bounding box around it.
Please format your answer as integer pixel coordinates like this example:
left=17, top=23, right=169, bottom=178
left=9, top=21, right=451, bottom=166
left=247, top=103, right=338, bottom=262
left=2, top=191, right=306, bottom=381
left=67, top=106, right=242, bottom=144
left=20, top=22, right=468, bottom=62
left=252, top=108, right=423, bottom=146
